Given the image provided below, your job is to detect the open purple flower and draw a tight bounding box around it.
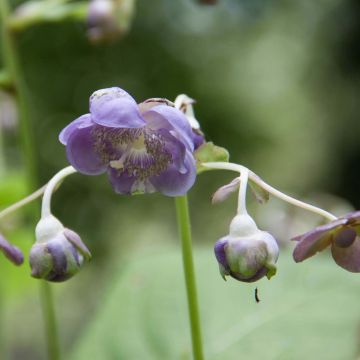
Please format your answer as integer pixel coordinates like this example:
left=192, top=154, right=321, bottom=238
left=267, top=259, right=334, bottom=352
left=59, top=87, right=199, bottom=196
left=293, top=211, right=360, bottom=272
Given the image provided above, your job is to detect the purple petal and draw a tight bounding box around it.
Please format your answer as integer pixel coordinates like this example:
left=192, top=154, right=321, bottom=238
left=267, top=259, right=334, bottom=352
left=214, top=237, right=229, bottom=270
left=157, top=128, right=187, bottom=174
left=90, top=88, right=145, bottom=128
left=143, top=105, right=195, bottom=152
left=342, top=211, right=360, bottom=225
left=64, top=228, right=92, bottom=260
left=212, top=178, right=240, bottom=204
left=107, top=167, right=137, bottom=195
left=149, top=150, right=196, bottom=196
left=66, top=124, right=107, bottom=175
left=0, top=234, right=24, bottom=265
left=292, top=219, right=348, bottom=262
left=332, top=237, right=360, bottom=272
left=59, top=114, right=93, bottom=145
left=292, top=218, right=347, bottom=241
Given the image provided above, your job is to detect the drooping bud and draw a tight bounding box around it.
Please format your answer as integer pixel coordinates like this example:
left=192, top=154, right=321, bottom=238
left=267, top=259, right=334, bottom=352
left=30, top=215, right=91, bottom=282
left=87, top=0, right=135, bottom=43
left=0, top=234, right=24, bottom=265
left=214, top=214, right=279, bottom=282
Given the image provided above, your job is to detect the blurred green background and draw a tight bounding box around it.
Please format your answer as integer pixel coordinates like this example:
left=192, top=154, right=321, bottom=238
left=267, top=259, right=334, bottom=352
left=1, top=0, right=360, bottom=359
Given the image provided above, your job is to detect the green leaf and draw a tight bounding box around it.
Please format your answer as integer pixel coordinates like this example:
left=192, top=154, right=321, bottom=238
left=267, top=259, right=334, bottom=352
left=70, top=247, right=360, bottom=360
left=194, top=142, right=229, bottom=174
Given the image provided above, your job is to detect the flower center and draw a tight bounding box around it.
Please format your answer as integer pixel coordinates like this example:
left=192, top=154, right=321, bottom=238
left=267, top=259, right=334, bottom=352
left=92, top=127, right=172, bottom=180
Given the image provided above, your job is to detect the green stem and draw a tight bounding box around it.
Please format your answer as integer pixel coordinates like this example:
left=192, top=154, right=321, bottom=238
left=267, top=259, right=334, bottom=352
left=40, top=282, right=60, bottom=360
left=175, top=195, right=204, bottom=360
left=0, top=2, right=60, bottom=359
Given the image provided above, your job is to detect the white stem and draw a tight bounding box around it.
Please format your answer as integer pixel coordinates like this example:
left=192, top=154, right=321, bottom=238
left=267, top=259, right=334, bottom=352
left=237, top=169, right=249, bottom=215
left=41, top=166, right=77, bottom=218
left=203, top=162, right=338, bottom=221
left=0, top=185, right=47, bottom=219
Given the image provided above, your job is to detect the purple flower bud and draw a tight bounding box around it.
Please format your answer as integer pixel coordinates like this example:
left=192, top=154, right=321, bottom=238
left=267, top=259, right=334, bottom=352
left=30, top=216, right=91, bottom=282
left=0, top=234, right=24, bottom=266
left=214, top=214, right=279, bottom=282
left=59, top=87, right=198, bottom=196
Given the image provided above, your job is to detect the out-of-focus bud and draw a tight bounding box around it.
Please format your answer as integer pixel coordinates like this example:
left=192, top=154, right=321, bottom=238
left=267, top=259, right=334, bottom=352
left=0, top=234, right=24, bottom=265
left=214, top=214, right=279, bottom=282
left=87, top=0, right=135, bottom=43
left=30, top=215, right=91, bottom=282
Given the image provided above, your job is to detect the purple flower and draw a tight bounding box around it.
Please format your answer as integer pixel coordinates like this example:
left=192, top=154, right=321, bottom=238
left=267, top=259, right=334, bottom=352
left=59, top=88, right=198, bottom=196
left=0, top=234, right=23, bottom=266
left=214, top=214, right=279, bottom=283
left=293, top=211, right=360, bottom=272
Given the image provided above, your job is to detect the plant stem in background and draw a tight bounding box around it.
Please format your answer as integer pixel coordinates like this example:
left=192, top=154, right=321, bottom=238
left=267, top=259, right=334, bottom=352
left=175, top=195, right=204, bottom=360
left=40, top=282, right=60, bottom=360
left=0, top=1, right=61, bottom=359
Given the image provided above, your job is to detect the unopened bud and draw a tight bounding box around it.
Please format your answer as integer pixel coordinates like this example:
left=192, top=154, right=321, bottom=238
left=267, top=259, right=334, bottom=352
left=30, top=215, right=91, bottom=282
left=214, top=214, right=279, bottom=282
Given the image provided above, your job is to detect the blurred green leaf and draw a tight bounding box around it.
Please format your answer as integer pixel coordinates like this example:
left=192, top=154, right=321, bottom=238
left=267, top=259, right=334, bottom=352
left=0, top=172, right=28, bottom=207
left=70, top=247, right=360, bottom=360
left=195, top=142, right=229, bottom=174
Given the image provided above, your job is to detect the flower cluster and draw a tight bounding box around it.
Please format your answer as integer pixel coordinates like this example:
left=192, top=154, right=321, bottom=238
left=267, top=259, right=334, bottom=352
left=0, top=87, right=205, bottom=282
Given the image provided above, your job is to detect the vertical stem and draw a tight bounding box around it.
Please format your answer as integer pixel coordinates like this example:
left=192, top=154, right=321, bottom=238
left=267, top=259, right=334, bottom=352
left=40, top=282, right=60, bottom=360
left=0, top=2, right=61, bottom=360
left=175, top=195, right=204, bottom=360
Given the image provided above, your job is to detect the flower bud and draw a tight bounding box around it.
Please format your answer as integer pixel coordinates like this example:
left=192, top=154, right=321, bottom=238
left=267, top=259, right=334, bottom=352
left=87, top=0, right=135, bottom=43
left=30, top=215, right=91, bottom=282
left=214, top=214, right=279, bottom=282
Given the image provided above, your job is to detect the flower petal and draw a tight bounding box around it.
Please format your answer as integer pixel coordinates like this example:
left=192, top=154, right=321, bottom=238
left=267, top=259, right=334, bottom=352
left=0, top=234, right=24, bottom=265
left=292, top=219, right=348, bottom=262
left=332, top=237, right=360, bottom=272
left=90, top=87, right=145, bottom=128
left=66, top=124, right=107, bottom=175
left=149, top=150, right=196, bottom=196
left=143, top=105, right=195, bottom=151
left=212, top=177, right=240, bottom=204
left=59, top=114, right=93, bottom=145
left=107, top=167, right=137, bottom=195
left=342, top=211, right=360, bottom=225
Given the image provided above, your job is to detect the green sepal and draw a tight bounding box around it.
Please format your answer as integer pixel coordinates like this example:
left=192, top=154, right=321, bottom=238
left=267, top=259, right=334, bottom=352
left=249, top=179, right=270, bottom=205
left=265, top=263, right=277, bottom=280
left=194, top=142, right=229, bottom=174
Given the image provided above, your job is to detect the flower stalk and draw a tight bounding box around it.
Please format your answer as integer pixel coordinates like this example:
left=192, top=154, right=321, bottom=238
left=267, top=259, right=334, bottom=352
left=175, top=195, right=204, bottom=360
left=203, top=162, right=337, bottom=221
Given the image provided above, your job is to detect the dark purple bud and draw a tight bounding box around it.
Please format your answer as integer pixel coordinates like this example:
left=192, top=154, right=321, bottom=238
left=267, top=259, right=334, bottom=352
left=30, top=216, right=91, bottom=282
left=0, top=234, right=24, bottom=266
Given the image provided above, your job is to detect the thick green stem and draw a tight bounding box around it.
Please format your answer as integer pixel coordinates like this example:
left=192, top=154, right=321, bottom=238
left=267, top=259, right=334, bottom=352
left=0, top=2, right=60, bottom=359
left=175, top=195, right=204, bottom=360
